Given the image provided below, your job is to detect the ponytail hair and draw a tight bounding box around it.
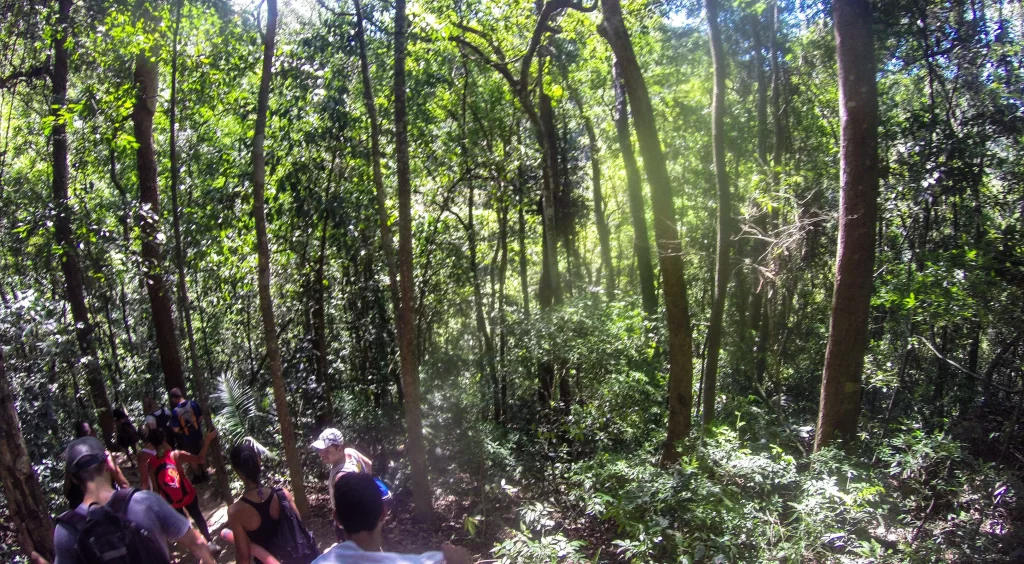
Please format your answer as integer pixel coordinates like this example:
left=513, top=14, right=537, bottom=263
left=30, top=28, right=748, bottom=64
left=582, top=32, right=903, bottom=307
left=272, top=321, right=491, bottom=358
left=230, top=438, right=265, bottom=498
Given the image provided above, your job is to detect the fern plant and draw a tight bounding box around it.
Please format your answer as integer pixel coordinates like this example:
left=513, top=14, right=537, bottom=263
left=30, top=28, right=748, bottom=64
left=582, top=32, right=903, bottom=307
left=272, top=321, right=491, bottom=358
left=214, top=371, right=264, bottom=447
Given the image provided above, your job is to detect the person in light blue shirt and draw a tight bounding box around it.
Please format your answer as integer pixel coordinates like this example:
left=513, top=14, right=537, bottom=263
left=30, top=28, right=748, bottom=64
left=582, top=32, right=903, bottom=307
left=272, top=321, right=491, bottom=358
left=313, top=473, right=471, bottom=564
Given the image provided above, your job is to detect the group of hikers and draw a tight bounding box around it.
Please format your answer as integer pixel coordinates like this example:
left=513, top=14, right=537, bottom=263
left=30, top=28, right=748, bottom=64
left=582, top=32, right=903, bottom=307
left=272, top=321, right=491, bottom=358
left=18, top=388, right=472, bottom=564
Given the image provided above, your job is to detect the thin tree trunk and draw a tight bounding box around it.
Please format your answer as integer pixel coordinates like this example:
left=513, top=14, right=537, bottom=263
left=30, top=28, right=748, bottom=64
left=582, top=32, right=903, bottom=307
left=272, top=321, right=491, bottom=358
left=0, top=346, right=55, bottom=561
left=353, top=0, right=400, bottom=312
left=394, top=0, right=433, bottom=521
left=517, top=187, right=531, bottom=319
left=612, top=60, right=657, bottom=317
left=311, top=205, right=334, bottom=425
left=132, top=2, right=187, bottom=394
left=537, top=82, right=563, bottom=308
left=467, top=184, right=500, bottom=422
left=497, top=199, right=509, bottom=420
left=51, top=0, right=115, bottom=442
left=815, top=0, right=879, bottom=451
left=251, top=0, right=310, bottom=517
left=701, top=0, right=733, bottom=427
left=599, top=0, right=695, bottom=465
left=167, top=0, right=231, bottom=503
left=565, top=79, right=614, bottom=300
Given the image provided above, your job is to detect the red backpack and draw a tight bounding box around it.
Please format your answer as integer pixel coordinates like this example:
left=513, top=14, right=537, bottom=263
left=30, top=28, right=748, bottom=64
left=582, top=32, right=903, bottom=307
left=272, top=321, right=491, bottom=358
left=152, top=452, right=196, bottom=509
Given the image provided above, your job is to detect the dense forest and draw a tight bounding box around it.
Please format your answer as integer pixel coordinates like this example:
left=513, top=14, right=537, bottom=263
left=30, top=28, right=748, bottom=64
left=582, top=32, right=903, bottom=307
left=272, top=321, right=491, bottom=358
left=1, top=0, right=1023, bottom=561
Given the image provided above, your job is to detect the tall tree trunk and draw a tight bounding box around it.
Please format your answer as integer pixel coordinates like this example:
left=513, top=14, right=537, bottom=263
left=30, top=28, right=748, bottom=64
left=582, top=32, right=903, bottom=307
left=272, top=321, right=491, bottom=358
left=251, top=0, right=310, bottom=516
left=394, top=0, right=433, bottom=521
left=814, top=0, right=879, bottom=451
left=353, top=0, right=400, bottom=312
left=0, top=346, right=55, bottom=561
left=132, top=1, right=187, bottom=394
left=167, top=0, right=231, bottom=503
left=311, top=205, right=334, bottom=425
left=51, top=0, right=114, bottom=442
left=537, top=82, right=563, bottom=308
left=497, top=199, right=509, bottom=420
left=517, top=185, right=531, bottom=319
left=467, top=184, right=500, bottom=422
left=612, top=60, right=658, bottom=317
left=599, top=0, right=695, bottom=465
left=701, top=0, right=733, bottom=427
left=564, top=79, right=614, bottom=300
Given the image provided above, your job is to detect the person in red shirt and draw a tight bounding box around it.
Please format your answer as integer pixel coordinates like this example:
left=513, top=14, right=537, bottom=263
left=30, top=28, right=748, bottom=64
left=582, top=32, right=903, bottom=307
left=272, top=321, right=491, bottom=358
left=145, top=427, right=217, bottom=542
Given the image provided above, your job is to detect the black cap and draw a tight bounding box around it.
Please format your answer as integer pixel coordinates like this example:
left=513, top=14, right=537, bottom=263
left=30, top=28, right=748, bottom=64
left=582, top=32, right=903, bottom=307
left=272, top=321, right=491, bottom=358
left=65, top=437, right=107, bottom=475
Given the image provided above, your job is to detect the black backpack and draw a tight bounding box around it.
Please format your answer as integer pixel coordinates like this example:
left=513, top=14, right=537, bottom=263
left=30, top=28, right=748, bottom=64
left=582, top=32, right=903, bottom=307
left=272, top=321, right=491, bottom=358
left=150, top=407, right=173, bottom=433
left=264, top=487, right=319, bottom=564
left=57, top=489, right=170, bottom=564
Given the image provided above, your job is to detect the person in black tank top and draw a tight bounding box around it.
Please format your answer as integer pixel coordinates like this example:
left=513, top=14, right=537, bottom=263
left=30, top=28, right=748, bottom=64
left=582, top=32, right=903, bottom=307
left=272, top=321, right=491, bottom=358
left=225, top=440, right=303, bottom=564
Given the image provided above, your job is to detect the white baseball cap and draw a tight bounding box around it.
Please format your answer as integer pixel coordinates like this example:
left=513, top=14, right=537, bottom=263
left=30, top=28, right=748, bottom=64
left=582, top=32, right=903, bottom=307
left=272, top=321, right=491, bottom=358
left=311, top=428, right=344, bottom=450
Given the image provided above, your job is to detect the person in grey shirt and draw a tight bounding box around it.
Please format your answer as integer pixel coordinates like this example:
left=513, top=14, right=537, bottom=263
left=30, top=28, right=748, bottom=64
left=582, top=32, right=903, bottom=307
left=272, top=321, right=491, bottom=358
left=51, top=436, right=215, bottom=564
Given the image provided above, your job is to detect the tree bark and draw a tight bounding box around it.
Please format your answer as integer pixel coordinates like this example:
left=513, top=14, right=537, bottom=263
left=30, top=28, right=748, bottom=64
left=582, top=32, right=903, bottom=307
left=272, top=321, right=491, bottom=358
left=701, top=0, right=733, bottom=427
left=311, top=205, right=334, bottom=426
left=467, top=184, right=500, bottom=422
left=167, top=0, right=231, bottom=503
left=517, top=185, right=531, bottom=319
left=132, top=1, right=187, bottom=394
left=564, top=76, right=614, bottom=300
left=353, top=0, right=400, bottom=313
left=251, top=0, right=310, bottom=517
left=612, top=60, right=657, bottom=317
left=0, top=346, right=55, bottom=561
left=51, top=0, right=115, bottom=443
left=599, top=0, right=695, bottom=465
left=394, top=0, right=433, bottom=521
left=815, top=0, right=879, bottom=451
left=537, top=82, right=563, bottom=308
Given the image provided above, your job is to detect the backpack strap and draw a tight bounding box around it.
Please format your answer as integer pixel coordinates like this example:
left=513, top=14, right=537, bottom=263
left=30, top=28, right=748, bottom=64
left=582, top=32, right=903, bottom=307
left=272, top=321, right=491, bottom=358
left=107, top=488, right=137, bottom=516
left=56, top=509, right=87, bottom=532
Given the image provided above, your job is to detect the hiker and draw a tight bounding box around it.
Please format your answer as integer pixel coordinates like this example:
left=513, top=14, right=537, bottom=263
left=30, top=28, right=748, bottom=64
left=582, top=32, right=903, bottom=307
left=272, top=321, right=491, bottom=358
left=224, top=439, right=319, bottom=564
left=145, top=395, right=174, bottom=435
left=312, top=428, right=393, bottom=542
left=146, top=427, right=217, bottom=542
left=65, top=421, right=130, bottom=510
left=113, top=406, right=139, bottom=467
left=138, top=427, right=160, bottom=490
left=168, top=387, right=210, bottom=483
left=52, top=435, right=216, bottom=564
left=314, top=473, right=471, bottom=564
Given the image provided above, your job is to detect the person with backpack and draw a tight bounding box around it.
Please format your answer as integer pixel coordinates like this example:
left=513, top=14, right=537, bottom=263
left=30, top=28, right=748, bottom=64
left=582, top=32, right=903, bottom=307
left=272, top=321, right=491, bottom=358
left=313, top=473, right=471, bottom=564
left=224, top=440, right=319, bottom=564
left=312, top=428, right=393, bottom=542
left=144, top=396, right=174, bottom=434
left=64, top=421, right=130, bottom=510
left=52, top=435, right=216, bottom=564
left=146, top=427, right=217, bottom=542
left=168, top=387, right=210, bottom=483
left=112, top=406, right=139, bottom=468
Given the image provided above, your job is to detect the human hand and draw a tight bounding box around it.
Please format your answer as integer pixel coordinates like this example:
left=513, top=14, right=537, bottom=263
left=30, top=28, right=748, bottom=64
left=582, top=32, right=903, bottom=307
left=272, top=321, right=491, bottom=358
left=441, top=543, right=472, bottom=564
left=205, top=430, right=218, bottom=443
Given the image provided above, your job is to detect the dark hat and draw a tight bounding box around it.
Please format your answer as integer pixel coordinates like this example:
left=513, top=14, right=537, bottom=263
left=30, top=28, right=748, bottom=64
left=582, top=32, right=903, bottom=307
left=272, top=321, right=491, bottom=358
left=65, top=437, right=107, bottom=475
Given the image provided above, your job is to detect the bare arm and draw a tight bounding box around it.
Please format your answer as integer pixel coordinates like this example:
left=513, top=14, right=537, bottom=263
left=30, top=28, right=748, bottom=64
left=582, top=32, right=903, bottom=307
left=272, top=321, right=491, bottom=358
left=138, top=452, right=151, bottom=490
left=173, top=449, right=202, bottom=467
left=345, top=448, right=374, bottom=474
left=197, top=430, right=217, bottom=463
left=106, top=451, right=130, bottom=488
left=227, top=506, right=253, bottom=564
left=175, top=528, right=216, bottom=564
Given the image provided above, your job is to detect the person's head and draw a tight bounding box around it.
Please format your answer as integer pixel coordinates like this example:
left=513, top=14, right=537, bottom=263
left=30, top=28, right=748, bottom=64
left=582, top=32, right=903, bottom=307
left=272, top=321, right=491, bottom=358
left=65, top=436, right=112, bottom=487
left=74, top=420, right=95, bottom=438
left=143, top=395, right=157, bottom=413
left=168, top=387, right=184, bottom=405
left=230, top=441, right=263, bottom=489
left=112, top=406, right=127, bottom=422
left=146, top=427, right=168, bottom=449
left=311, top=428, right=345, bottom=465
left=333, top=473, right=384, bottom=535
